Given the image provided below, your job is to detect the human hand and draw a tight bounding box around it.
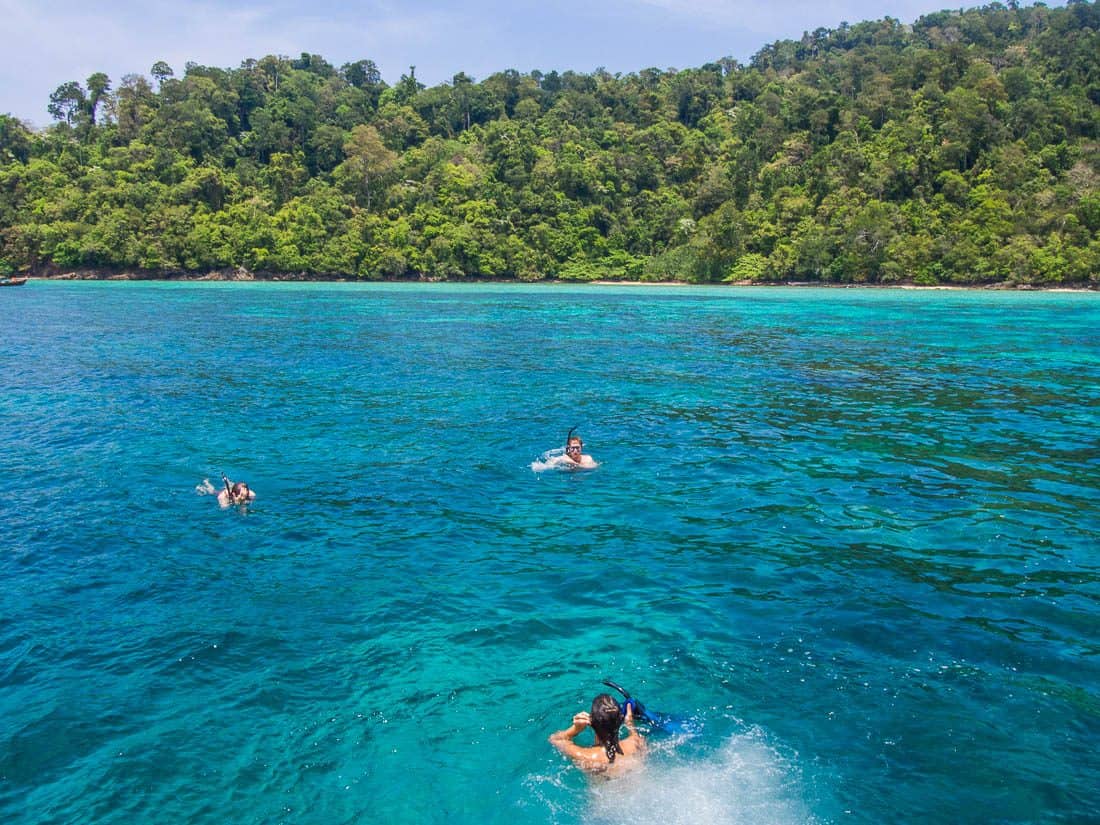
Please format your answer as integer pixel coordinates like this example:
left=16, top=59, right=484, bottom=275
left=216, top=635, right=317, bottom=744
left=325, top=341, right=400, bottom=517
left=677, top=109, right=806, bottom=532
left=572, top=711, right=590, bottom=729
left=624, top=702, right=634, bottom=722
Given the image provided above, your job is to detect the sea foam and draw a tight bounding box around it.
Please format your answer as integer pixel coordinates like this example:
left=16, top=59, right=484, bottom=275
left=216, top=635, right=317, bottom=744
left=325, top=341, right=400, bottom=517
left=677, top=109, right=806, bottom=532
left=584, top=730, right=816, bottom=825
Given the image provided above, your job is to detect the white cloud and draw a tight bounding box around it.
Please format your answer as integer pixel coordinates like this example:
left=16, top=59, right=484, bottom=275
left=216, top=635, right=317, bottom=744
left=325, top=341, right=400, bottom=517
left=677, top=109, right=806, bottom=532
left=628, top=0, right=980, bottom=35
left=629, top=0, right=748, bottom=26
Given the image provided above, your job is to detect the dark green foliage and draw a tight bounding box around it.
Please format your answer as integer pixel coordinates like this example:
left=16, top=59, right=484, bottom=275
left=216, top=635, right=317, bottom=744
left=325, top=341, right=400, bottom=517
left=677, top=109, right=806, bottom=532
left=2, top=1, right=1098, bottom=284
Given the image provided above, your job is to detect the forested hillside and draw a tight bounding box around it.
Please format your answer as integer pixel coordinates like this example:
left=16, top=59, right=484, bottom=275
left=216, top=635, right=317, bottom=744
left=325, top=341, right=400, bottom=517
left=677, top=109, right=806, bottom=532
left=1, top=1, right=1097, bottom=284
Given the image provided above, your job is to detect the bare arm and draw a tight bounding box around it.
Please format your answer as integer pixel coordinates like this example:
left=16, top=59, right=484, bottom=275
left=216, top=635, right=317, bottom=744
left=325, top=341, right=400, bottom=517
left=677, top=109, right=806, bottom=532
left=549, top=712, right=592, bottom=761
left=623, top=703, right=646, bottom=753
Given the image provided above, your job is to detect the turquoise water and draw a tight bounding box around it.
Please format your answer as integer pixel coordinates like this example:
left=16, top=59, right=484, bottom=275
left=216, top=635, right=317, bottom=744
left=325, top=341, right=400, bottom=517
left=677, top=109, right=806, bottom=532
left=2, top=282, right=1098, bottom=825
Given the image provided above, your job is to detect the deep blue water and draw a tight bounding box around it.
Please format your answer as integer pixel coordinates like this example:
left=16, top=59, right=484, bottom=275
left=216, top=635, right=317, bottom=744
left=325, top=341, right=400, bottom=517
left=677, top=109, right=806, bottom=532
left=1, top=282, right=1098, bottom=825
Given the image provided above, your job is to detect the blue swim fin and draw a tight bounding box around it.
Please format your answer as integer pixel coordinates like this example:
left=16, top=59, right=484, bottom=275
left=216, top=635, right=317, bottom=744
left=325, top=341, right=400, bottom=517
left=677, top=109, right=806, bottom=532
left=601, top=678, right=692, bottom=735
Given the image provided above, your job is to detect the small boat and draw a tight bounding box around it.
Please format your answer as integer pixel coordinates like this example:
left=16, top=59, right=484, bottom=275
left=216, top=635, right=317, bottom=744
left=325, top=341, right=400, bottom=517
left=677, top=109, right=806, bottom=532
left=0, top=277, right=28, bottom=287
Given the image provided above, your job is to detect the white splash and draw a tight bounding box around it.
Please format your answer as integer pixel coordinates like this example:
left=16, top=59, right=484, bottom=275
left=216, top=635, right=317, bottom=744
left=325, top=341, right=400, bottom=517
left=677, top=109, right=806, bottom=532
left=585, top=730, right=817, bottom=825
left=531, top=446, right=568, bottom=473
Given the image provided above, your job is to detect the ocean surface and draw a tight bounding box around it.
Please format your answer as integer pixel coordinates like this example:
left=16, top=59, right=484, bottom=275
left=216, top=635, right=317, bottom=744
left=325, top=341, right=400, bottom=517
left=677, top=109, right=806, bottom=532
left=1, top=282, right=1097, bottom=825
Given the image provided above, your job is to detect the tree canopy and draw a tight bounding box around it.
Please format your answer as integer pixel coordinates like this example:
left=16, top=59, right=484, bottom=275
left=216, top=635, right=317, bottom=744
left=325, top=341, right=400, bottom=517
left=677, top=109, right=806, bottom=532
left=1, top=1, right=1098, bottom=285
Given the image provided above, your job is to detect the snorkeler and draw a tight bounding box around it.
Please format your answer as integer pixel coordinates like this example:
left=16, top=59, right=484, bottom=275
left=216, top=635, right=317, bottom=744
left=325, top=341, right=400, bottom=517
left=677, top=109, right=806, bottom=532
left=549, top=693, right=645, bottom=775
left=561, top=432, right=598, bottom=468
left=545, top=428, right=597, bottom=469
left=197, top=475, right=256, bottom=507
left=530, top=428, right=599, bottom=472
left=219, top=480, right=255, bottom=508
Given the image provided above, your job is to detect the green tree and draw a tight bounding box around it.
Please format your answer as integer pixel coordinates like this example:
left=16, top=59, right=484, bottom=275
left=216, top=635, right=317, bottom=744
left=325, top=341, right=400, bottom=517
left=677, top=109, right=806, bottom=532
left=86, top=72, right=111, bottom=125
left=337, top=124, right=397, bottom=210
left=150, top=61, right=174, bottom=87
left=48, top=81, right=87, bottom=127
left=0, top=115, right=31, bottom=163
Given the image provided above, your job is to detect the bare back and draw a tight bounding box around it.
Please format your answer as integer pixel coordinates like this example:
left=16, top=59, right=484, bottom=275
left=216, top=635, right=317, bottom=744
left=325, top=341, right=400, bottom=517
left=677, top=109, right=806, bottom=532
left=549, top=707, right=646, bottom=778
left=561, top=736, right=645, bottom=777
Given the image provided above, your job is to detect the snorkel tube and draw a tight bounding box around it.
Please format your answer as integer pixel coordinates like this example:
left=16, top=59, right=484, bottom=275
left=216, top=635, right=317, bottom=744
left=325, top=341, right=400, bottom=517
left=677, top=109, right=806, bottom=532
left=221, top=473, right=232, bottom=498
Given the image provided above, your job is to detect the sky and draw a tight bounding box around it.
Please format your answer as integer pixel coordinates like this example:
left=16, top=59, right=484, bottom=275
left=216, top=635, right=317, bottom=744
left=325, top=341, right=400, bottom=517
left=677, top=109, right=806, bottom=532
left=0, top=0, right=1058, bottom=128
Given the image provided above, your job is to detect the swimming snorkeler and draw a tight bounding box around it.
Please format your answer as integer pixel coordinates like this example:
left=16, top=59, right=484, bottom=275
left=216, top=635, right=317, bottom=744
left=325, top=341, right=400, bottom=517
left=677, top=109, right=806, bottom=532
left=549, top=693, right=645, bottom=776
left=530, top=427, right=599, bottom=472
left=547, top=427, right=598, bottom=469
left=197, top=474, right=256, bottom=507
left=561, top=432, right=598, bottom=468
left=219, top=480, right=255, bottom=508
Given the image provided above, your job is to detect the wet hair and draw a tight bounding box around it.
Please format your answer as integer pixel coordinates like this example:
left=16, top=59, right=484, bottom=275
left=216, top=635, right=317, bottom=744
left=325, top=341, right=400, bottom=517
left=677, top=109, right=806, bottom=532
left=231, top=482, right=248, bottom=497
left=590, top=693, right=625, bottom=763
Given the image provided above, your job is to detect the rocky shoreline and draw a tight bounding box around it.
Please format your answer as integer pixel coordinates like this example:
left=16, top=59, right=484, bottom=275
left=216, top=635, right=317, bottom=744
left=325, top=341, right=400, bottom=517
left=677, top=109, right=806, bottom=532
left=21, top=267, right=1100, bottom=291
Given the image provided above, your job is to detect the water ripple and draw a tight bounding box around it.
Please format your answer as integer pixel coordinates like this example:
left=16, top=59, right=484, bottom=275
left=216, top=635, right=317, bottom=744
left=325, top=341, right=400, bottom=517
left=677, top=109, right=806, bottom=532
left=1, top=284, right=1097, bottom=824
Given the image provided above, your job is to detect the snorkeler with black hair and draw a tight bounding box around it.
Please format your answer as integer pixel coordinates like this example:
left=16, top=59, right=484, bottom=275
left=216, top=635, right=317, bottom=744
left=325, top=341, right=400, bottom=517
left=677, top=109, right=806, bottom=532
left=197, top=474, right=256, bottom=508
left=219, top=478, right=255, bottom=508
left=549, top=692, right=645, bottom=775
